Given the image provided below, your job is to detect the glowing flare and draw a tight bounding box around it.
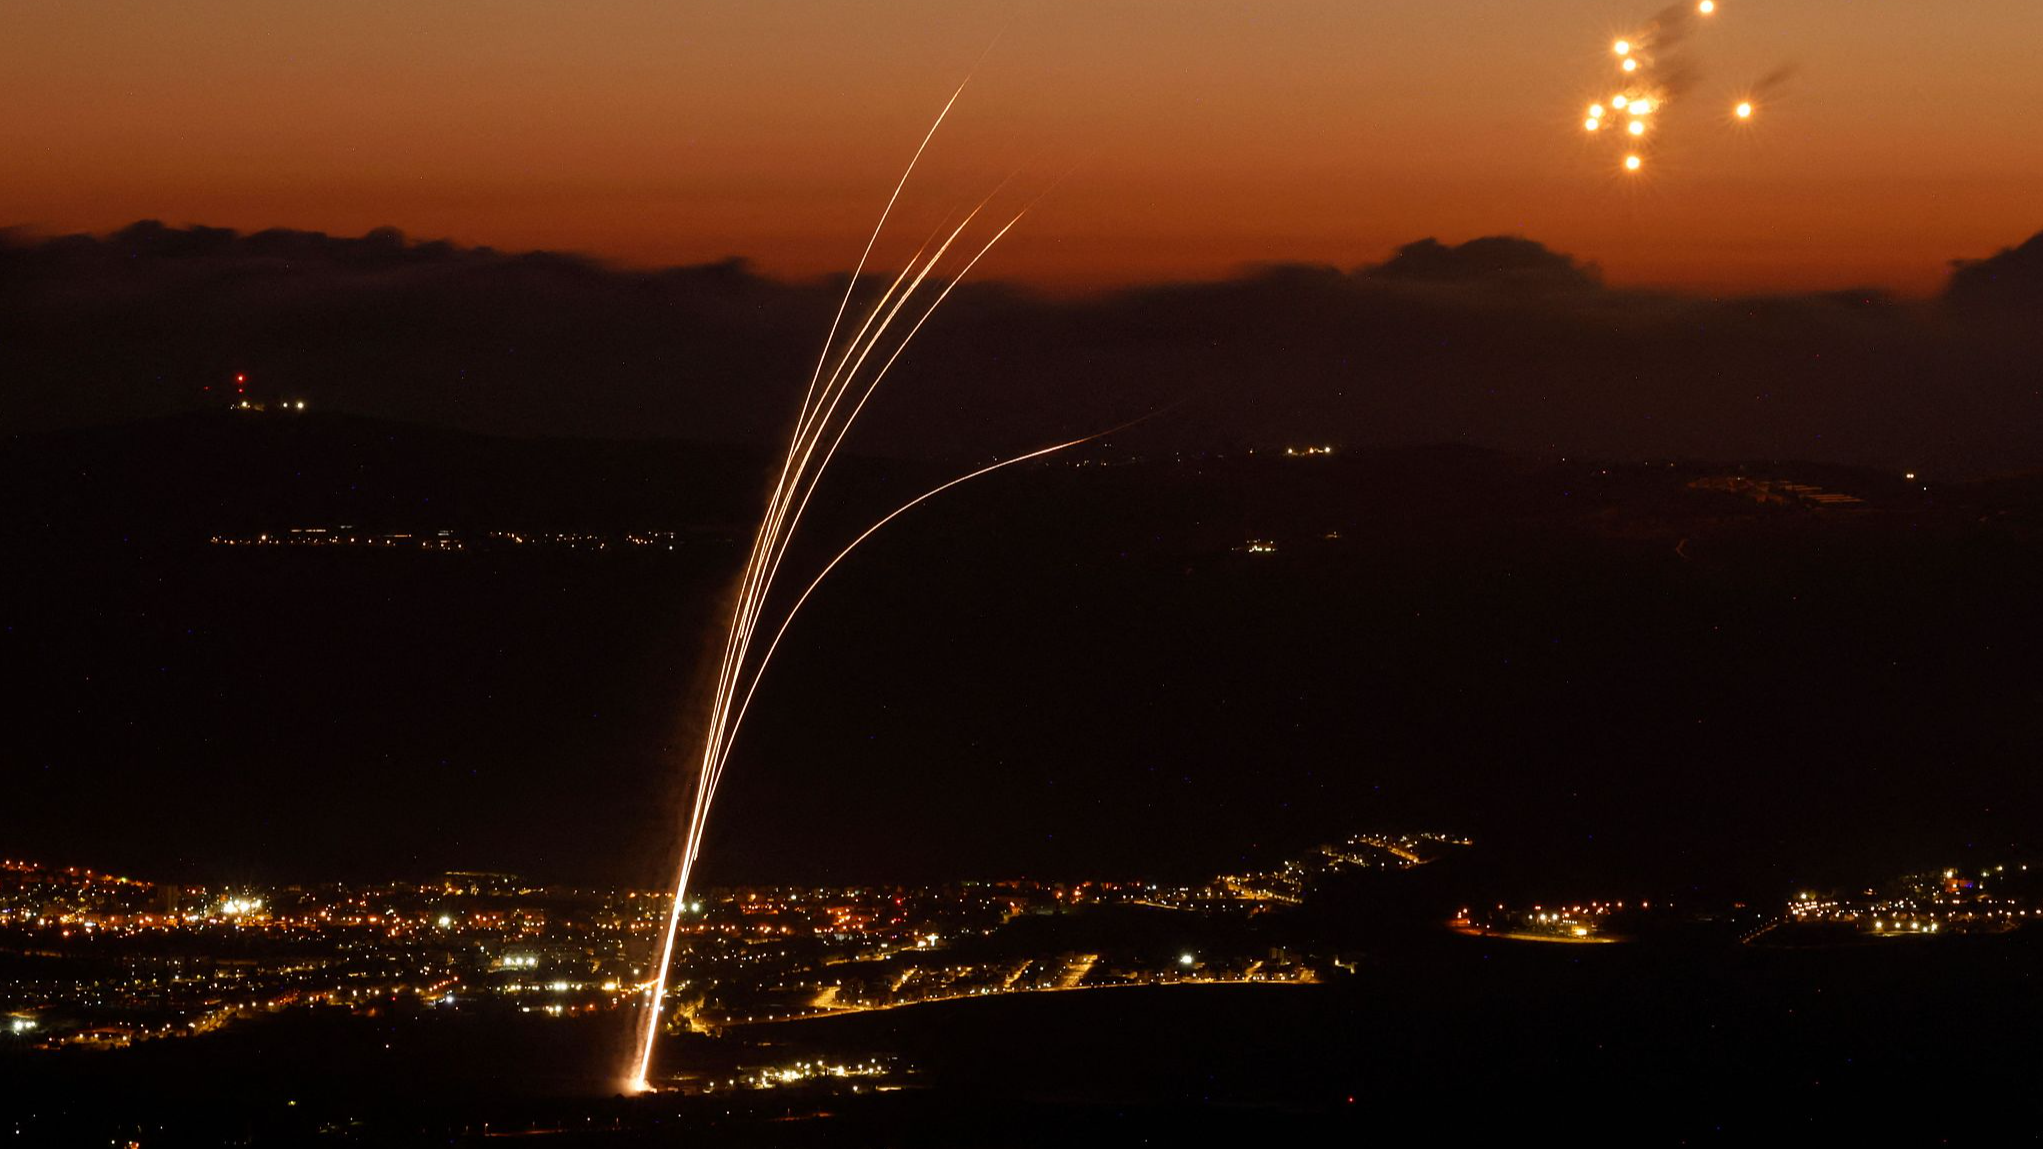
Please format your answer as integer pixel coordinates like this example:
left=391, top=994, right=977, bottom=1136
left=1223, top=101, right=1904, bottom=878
left=1589, top=104, right=1605, bottom=118
left=1585, top=118, right=1601, bottom=131
left=1736, top=101, right=1754, bottom=119
left=1630, top=99, right=1652, bottom=115
left=1613, top=40, right=1631, bottom=56
left=1698, top=0, right=1714, bottom=12
left=1612, top=95, right=1630, bottom=111
left=1628, top=119, right=1646, bottom=136
left=1625, top=154, right=1643, bottom=171
left=1621, top=58, right=1638, bottom=73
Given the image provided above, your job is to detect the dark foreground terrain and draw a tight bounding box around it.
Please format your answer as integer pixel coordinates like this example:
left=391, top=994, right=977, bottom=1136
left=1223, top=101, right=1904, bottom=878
left=8, top=919, right=2040, bottom=1145
left=6, top=412, right=2042, bottom=1144
left=7, top=411, right=2038, bottom=891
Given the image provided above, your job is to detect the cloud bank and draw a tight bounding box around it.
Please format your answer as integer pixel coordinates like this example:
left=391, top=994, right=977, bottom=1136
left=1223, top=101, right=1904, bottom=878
left=5, top=221, right=2041, bottom=475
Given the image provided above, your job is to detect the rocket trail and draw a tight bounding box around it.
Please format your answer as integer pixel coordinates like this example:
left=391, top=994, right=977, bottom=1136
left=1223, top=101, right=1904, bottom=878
left=681, top=87, right=975, bottom=846
left=799, top=79, right=968, bottom=445
left=736, top=211, right=1015, bottom=692
left=625, top=87, right=1071, bottom=1094
left=707, top=409, right=1163, bottom=812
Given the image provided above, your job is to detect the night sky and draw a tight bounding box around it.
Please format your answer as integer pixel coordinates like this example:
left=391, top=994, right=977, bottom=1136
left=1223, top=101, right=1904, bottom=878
left=6, top=1, right=2043, bottom=894
left=7, top=1, right=2043, bottom=293
left=12, top=10, right=2043, bottom=1145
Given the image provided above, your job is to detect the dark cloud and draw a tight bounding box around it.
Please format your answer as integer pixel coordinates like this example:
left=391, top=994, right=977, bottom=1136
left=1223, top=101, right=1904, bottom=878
left=1945, top=232, right=2043, bottom=312
left=0, top=221, right=825, bottom=443
left=5, top=223, right=2043, bottom=476
left=1362, top=236, right=1600, bottom=292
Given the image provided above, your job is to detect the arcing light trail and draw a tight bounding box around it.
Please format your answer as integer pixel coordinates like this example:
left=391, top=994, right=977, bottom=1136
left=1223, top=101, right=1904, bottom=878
left=625, top=89, right=1098, bottom=1093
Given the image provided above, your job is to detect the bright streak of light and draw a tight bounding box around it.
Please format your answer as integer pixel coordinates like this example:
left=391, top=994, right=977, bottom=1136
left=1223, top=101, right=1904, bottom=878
left=626, top=91, right=986, bottom=1092
left=794, top=81, right=967, bottom=451
left=699, top=213, right=1033, bottom=810
left=624, top=85, right=1116, bottom=1095
left=710, top=429, right=1103, bottom=806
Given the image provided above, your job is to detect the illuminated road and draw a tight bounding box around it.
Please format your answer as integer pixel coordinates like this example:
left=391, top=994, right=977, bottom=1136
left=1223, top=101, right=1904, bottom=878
left=1448, top=921, right=1621, bottom=945
left=730, top=972, right=1317, bottom=1031
left=1055, top=953, right=1098, bottom=990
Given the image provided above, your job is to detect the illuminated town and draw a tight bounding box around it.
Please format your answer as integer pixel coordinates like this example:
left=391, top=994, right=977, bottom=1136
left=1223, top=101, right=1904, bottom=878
left=1, top=834, right=1465, bottom=1056
left=1451, top=857, right=2040, bottom=946
left=13, top=838, right=2034, bottom=1070
left=1772, top=861, right=2040, bottom=939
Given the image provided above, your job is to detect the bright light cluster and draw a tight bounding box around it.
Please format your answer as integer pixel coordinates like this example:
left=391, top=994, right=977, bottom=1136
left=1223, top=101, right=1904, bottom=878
left=1578, top=1, right=1770, bottom=178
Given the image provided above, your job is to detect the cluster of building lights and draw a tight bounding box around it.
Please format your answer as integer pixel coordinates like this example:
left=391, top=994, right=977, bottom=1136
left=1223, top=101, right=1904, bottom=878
left=1785, top=864, right=2034, bottom=937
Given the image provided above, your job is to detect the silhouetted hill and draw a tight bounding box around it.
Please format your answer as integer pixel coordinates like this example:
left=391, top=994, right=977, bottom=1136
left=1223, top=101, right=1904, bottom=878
left=6, top=414, right=2041, bottom=896
left=9, top=223, right=2043, bottom=476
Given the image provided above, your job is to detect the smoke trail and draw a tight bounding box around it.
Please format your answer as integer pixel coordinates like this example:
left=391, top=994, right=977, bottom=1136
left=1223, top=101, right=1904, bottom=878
left=1640, top=3, right=1697, bottom=52
left=1751, top=64, right=1800, bottom=99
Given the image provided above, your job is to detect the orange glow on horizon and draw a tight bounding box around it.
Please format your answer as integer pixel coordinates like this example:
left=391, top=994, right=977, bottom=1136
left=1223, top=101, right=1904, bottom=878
left=0, top=0, right=2038, bottom=298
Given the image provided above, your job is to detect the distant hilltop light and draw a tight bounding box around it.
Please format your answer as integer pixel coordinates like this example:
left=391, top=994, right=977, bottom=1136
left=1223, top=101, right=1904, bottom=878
left=227, top=397, right=307, bottom=414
